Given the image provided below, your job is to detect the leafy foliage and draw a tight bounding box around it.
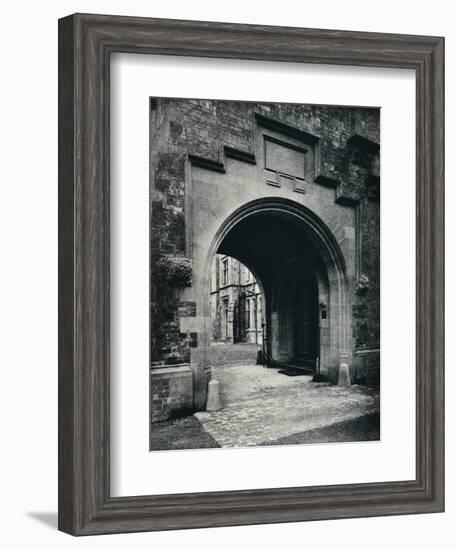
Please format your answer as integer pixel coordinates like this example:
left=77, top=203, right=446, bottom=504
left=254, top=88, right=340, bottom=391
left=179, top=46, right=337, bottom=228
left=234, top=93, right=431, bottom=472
left=156, top=256, right=192, bottom=286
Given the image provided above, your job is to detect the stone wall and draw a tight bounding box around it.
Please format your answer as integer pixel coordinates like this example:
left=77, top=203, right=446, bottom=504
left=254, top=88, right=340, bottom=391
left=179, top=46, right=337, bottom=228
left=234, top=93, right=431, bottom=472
left=149, top=366, right=193, bottom=424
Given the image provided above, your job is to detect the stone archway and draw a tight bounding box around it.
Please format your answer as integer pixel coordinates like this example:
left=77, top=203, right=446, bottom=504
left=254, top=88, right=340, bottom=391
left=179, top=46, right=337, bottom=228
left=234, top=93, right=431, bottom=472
left=197, top=197, right=351, bottom=406
left=149, top=100, right=381, bottom=426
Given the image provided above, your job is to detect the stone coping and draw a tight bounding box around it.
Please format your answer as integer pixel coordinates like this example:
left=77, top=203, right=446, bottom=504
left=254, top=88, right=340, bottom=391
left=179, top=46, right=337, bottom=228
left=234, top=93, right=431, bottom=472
left=150, top=364, right=192, bottom=377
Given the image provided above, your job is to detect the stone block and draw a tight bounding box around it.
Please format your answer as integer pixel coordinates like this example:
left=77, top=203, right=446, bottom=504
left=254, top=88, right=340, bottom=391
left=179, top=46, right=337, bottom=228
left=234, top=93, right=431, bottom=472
left=206, top=379, right=222, bottom=412
left=150, top=365, right=193, bottom=423
left=338, top=363, right=351, bottom=387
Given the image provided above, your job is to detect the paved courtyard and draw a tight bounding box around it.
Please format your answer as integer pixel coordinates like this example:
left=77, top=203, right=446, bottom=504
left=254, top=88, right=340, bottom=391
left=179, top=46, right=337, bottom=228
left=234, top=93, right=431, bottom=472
left=194, top=364, right=380, bottom=448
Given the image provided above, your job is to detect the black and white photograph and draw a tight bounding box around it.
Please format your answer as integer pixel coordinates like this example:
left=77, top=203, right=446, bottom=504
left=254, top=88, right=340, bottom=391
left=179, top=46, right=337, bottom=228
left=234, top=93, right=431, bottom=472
left=149, top=98, right=381, bottom=451
left=0, top=0, right=449, bottom=544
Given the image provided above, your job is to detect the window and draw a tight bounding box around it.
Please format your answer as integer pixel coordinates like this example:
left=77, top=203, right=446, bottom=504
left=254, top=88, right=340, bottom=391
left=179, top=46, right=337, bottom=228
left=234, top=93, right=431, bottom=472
left=222, top=258, right=229, bottom=286
left=222, top=298, right=229, bottom=340
left=246, top=298, right=251, bottom=329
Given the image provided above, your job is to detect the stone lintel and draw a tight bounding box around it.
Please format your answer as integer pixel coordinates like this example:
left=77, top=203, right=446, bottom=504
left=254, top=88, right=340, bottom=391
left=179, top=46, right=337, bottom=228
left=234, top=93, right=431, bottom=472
left=150, top=365, right=192, bottom=378
left=348, top=134, right=380, bottom=154
left=335, top=187, right=360, bottom=207
left=314, top=173, right=340, bottom=188
left=224, top=145, right=256, bottom=165
left=188, top=154, right=225, bottom=173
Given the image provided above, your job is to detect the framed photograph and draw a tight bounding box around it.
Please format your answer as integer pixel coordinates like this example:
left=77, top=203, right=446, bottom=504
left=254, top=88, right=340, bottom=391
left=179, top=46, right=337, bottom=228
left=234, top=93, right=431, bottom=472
left=58, top=13, right=444, bottom=535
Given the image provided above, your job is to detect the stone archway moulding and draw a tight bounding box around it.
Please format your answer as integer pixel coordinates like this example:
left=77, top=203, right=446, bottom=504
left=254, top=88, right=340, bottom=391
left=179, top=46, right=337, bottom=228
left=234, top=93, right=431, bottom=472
left=203, top=197, right=352, bottom=371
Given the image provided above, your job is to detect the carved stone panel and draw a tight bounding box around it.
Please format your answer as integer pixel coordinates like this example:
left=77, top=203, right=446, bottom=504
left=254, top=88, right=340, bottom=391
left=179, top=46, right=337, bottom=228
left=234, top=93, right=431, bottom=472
left=264, top=136, right=307, bottom=180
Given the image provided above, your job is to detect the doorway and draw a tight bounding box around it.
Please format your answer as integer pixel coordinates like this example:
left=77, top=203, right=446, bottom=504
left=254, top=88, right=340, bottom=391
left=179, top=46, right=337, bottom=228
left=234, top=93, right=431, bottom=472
left=276, top=263, right=319, bottom=370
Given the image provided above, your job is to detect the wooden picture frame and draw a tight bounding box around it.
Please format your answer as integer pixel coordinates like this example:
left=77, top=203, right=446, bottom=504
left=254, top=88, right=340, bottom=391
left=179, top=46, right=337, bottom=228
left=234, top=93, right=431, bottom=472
left=58, top=13, right=444, bottom=535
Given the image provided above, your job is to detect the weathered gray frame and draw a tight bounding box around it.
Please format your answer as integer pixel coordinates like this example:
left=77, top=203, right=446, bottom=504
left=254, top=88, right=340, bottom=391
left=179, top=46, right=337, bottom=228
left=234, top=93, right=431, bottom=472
left=58, top=13, right=444, bottom=535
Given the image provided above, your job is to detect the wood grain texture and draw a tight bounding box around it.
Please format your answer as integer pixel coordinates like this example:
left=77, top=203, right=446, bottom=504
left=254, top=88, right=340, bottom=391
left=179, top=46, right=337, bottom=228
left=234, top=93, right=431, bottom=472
left=58, top=15, right=76, bottom=535
left=58, top=13, right=445, bottom=535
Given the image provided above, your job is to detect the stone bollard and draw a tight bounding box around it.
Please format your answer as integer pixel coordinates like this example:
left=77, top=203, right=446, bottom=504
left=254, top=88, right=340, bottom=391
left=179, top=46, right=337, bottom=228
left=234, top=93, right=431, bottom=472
left=338, top=362, right=351, bottom=387
left=206, top=379, right=223, bottom=412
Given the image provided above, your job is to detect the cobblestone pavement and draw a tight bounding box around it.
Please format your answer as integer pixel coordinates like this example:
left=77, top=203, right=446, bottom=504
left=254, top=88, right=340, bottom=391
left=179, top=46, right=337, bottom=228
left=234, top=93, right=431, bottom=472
left=195, top=364, right=380, bottom=448
left=150, top=416, right=220, bottom=451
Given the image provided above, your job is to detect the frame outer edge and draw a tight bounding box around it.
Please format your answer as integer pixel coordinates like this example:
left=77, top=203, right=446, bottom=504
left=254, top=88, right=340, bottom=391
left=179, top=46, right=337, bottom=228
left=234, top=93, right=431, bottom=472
left=58, top=14, right=77, bottom=535
left=415, top=38, right=445, bottom=510
left=58, top=13, right=445, bottom=535
left=429, top=37, right=445, bottom=510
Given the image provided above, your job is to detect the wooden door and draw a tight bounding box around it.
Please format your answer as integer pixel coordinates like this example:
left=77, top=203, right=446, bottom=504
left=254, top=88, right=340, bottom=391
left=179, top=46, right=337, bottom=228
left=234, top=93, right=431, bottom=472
left=293, top=276, right=318, bottom=367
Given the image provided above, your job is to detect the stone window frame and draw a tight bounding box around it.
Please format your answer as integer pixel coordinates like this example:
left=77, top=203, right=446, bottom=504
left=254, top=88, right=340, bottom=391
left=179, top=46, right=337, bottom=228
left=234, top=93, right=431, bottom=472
left=246, top=297, right=251, bottom=330
left=221, top=257, right=229, bottom=286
